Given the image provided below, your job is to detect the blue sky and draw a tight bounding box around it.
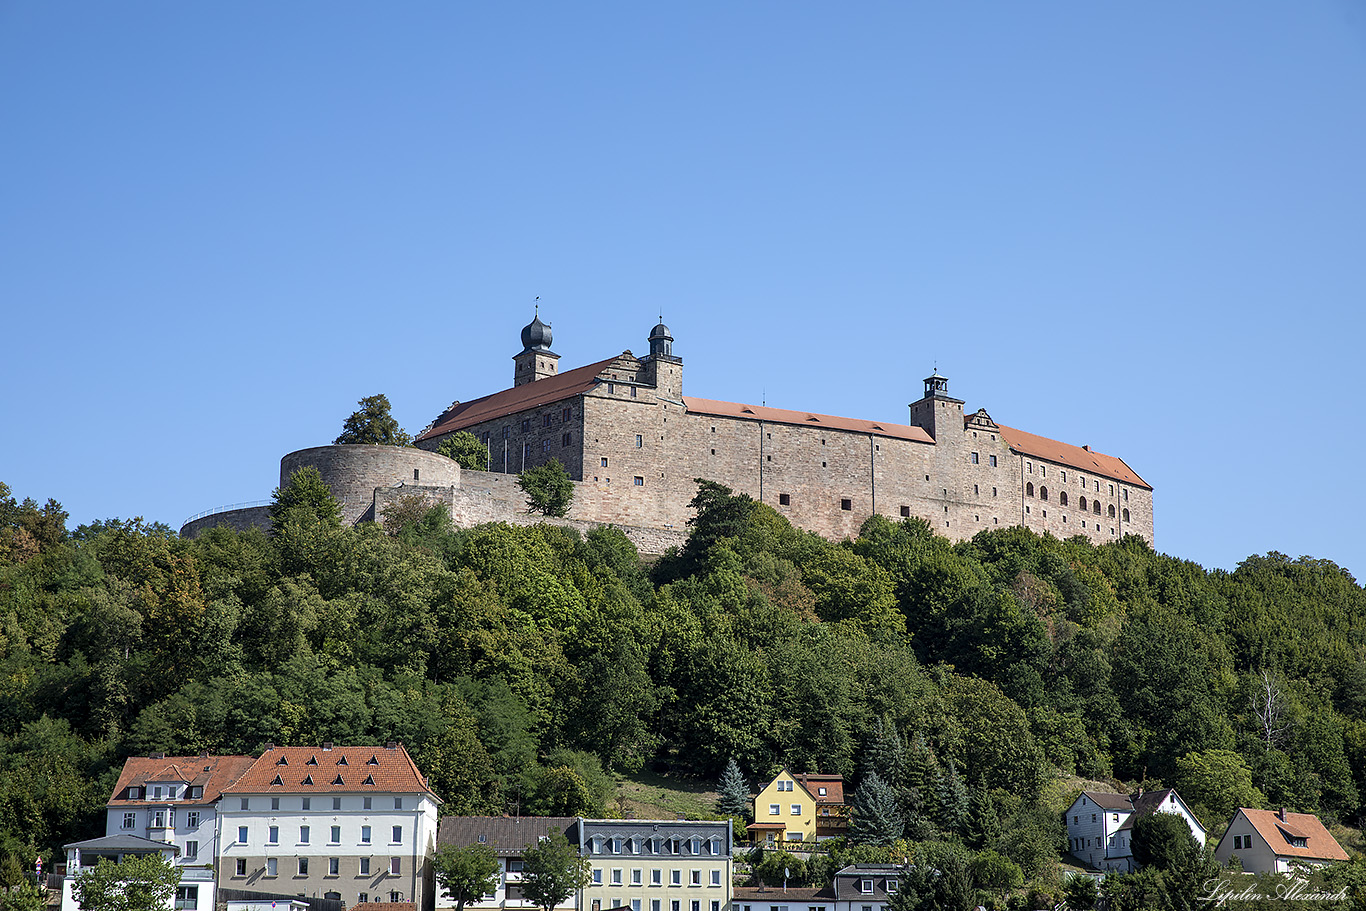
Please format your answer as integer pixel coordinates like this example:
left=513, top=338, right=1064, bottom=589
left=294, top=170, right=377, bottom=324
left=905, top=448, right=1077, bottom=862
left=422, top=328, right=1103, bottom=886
left=3, top=2, right=1364, bottom=575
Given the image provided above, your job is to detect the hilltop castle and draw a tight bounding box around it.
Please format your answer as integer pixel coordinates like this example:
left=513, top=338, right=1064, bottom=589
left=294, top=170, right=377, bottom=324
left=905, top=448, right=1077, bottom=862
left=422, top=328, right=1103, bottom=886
left=182, top=315, right=1152, bottom=552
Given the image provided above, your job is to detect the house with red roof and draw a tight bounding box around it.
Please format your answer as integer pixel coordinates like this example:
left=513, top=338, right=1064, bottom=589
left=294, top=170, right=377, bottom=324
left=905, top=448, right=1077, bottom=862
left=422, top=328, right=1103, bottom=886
left=1215, top=808, right=1348, bottom=874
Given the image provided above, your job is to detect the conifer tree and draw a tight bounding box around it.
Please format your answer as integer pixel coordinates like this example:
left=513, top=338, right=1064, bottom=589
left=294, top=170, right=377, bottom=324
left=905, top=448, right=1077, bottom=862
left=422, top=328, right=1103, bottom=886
left=861, top=715, right=905, bottom=787
left=849, top=771, right=904, bottom=846
left=936, top=759, right=970, bottom=838
left=967, top=782, right=1001, bottom=850
left=716, top=757, right=750, bottom=818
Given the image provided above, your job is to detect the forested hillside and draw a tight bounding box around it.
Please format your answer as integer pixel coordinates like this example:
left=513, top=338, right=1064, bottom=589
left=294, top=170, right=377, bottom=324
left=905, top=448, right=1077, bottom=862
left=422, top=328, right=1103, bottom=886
left=2, top=477, right=1364, bottom=893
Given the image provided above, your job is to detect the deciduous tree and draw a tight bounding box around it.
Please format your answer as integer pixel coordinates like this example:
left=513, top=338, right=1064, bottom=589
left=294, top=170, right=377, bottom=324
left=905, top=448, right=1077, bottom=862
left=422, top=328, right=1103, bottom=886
left=269, top=466, right=342, bottom=532
left=437, top=431, right=489, bottom=470
left=521, top=829, right=591, bottom=911
left=71, top=853, right=180, bottom=911
left=432, top=843, right=500, bottom=911
left=518, top=460, right=574, bottom=518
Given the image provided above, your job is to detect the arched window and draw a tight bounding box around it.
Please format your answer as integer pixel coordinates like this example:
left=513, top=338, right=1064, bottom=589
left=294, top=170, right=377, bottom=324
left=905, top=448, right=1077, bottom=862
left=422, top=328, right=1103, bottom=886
left=1026, top=482, right=1035, bottom=497
left=1060, top=492, right=1068, bottom=506
left=1040, top=486, right=1049, bottom=502
left=1108, top=504, right=1116, bottom=518
left=1079, top=496, right=1087, bottom=511
left=1122, top=508, right=1130, bottom=522
left=1093, top=501, right=1101, bottom=515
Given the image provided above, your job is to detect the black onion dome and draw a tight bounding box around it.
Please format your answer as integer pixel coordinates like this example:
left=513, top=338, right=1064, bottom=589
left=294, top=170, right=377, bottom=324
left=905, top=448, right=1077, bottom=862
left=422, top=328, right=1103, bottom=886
left=649, top=321, right=672, bottom=340
left=521, top=314, right=553, bottom=351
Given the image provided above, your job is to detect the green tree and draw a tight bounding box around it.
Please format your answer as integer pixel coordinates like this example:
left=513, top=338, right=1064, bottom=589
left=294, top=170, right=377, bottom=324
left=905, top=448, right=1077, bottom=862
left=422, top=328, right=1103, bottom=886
left=1130, top=811, right=1198, bottom=872
left=432, top=843, right=500, bottom=911
left=437, top=431, right=489, bottom=470
left=716, top=758, right=750, bottom=818
left=268, top=466, right=342, bottom=532
left=521, top=829, right=591, bottom=911
left=518, top=460, right=574, bottom=518
left=969, top=849, right=1022, bottom=894
left=334, top=393, right=411, bottom=446
left=0, top=881, right=48, bottom=911
left=849, top=772, right=904, bottom=846
left=1173, top=749, right=1262, bottom=825
left=1063, top=874, right=1099, bottom=910
left=71, top=853, right=180, bottom=911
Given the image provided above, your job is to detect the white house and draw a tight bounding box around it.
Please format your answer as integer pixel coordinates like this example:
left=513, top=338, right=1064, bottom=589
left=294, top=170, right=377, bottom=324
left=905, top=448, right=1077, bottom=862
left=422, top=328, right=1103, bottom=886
left=60, top=835, right=182, bottom=911
left=215, top=742, right=441, bottom=911
left=68, top=751, right=257, bottom=911
left=1064, top=789, right=1205, bottom=872
left=433, top=816, right=577, bottom=911
left=1214, top=808, right=1348, bottom=874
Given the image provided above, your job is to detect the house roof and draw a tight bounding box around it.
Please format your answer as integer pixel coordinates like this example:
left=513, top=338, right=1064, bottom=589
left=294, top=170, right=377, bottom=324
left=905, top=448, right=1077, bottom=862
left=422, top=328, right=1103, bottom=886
left=733, top=886, right=835, bottom=902
left=219, top=744, right=436, bottom=797
left=997, top=425, right=1151, bottom=490
left=792, top=773, right=845, bottom=805
left=108, top=754, right=256, bottom=807
left=745, top=822, right=788, bottom=831
left=1230, top=809, right=1348, bottom=863
left=436, top=816, right=577, bottom=855
left=219, top=890, right=344, bottom=911
left=1077, top=791, right=1135, bottom=812
left=416, top=357, right=620, bottom=442
left=64, top=834, right=180, bottom=853
left=683, top=398, right=935, bottom=444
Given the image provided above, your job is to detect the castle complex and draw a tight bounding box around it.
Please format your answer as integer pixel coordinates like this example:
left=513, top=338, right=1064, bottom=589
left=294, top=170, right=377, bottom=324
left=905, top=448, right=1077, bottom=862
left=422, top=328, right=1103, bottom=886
left=182, top=315, right=1152, bottom=552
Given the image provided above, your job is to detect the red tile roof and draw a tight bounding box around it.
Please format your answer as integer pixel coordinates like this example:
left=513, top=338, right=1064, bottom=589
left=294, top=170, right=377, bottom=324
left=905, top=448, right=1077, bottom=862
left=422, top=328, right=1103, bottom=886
left=793, top=773, right=845, bottom=806
left=416, top=358, right=619, bottom=442
left=997, top=425, right=1151, bottom=490
left=1233, top=808, right=1348, bottom=863
left=219, top=744, right=436, bottom=797
left=107, top=754, right=255, bottom=807
left=683, top=398, right=935, bottom=444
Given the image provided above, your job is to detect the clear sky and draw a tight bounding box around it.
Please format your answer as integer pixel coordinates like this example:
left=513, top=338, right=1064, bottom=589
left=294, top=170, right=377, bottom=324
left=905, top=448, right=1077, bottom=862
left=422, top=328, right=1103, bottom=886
left=3, top=2, right=1364, bottom=575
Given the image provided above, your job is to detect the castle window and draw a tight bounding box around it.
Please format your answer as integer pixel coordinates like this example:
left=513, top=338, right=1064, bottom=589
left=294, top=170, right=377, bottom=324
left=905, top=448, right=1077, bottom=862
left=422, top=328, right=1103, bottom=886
left=1027, top=461, right=1032, bottom=473
left=563, top=407, right=572, bottom=421
left=1061, top=471, right=1066, bottom=482
left=1123, top=508, right=1130, bottom=522
left=1108, top=504, right=1116, bottom=518
left=414, top=469, right=419, bottom=481
left=767, top=455, right=772, bottom=461
left=971, top=452, right=979, bottom=464
left=711, top=449, right=715, bottom=455
left=1041, top=465, right=1047, bottom=477
left=563, top=433, right=571, bottom=447
left=1026, top=506, right=1031, bottom=514
left=634, top=477, right=644, bottom=486
left=992, top=487, right=997, bottom=497
left=1059, top=492, right=1067, bottom=506
left=994, top=517, right=998, bottom=524
left=1039, top=486, right=1048, bottom=501
left=900, top=506, right=910, bottom=517
left=1110, top=484, right=1115, bottom=495
left=974, top=484, right=979, bottom=495
left=631, top=387, right=637, bottom=398
left=841, top=499, right=852, bottom=511
left=601, top=458, right=608, bottom=467
left=523, top=442, right=531, bottom=460
left=1080, top=496, right=1087, bottom=511
left=521, top=419, right=530, bottom=432
left=1095, top=480, right=1100, bottom=491
left=1111, top=528, right=1116, bottom=535
left=481, top=432, right=489, bottom=444
left=925, top=475, right=930, bottom=481
left=990, top=454, right=997, bottom=467
left=779, top=493, right=790, bottom=506
left=635, top=434, right=643, bottom=448
left=1062, top=515, right=1066, bottom=523
left=503, top=426, right=510, bottom=438
left=1124, top=489, right=1129, bottom=501
left=1094, top=501, right=1101, bottom=515
left=608, top=383, right=615, bottom=394
left=1026, top=483, right=1034, bottom=497
left=712, top=427, right=716, bottom=433
left=823, top=462, right=827, bottom=468
left=975, top=515, right=979, bottom=522
left=543, top=414, right=552, bottom=427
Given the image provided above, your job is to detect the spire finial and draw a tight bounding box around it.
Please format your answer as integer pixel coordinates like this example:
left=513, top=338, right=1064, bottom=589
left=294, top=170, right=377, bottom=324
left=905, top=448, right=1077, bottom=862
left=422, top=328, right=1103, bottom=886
left=534, top=296, right=539, bottom=317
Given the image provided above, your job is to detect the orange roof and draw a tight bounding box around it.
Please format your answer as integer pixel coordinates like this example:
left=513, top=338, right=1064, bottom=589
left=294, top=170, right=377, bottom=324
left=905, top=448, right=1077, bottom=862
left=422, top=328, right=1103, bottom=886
left=416, top=357, right=619, bottom=442
left=108, top=754, right=255, bottom=807
left=220, top=744, right=436, bottom=797
left=997, top=425, right=1151, bottom=490
left=683, top=398, right=934, bottom=444
left=1232, top=809, right=1348, bottom=862
left=745, top=822, right=788, bottom=830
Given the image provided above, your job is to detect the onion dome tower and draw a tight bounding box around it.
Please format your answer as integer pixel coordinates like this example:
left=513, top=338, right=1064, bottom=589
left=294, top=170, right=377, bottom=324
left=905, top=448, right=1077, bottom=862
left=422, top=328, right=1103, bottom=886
left=513, top=309, right=560, bottom=387
left=641, top=316, right=683, bottom=398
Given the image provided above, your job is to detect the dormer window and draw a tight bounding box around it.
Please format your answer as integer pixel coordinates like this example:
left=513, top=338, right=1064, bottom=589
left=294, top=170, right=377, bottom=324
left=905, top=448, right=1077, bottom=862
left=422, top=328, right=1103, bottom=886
left=367, top=755, right=379, bottom=765
left=276, top=757, right=288, bottom=765
left=306, top=756, right=318, bottom=766
left=302, top=775, right=314, bottom=786
left=362, top=775, right=375, bottom=786
left=332, top=775, right=345, bottom=785
left=337, top=756, right=348, bottom=765
left=861, top=880, right=873, bottom=894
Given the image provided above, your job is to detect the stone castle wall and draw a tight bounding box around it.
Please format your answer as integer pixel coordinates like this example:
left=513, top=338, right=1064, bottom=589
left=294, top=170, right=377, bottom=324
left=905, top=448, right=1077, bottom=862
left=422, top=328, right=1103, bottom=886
left=280, top=445, right=463, bottom=524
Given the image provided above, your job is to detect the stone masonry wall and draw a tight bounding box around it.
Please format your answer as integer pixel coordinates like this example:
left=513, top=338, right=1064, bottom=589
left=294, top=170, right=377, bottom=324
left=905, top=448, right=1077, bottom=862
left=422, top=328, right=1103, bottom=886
left=180, top=505, right=273, bottom=539
left=280, top=445, right=462, bottom=524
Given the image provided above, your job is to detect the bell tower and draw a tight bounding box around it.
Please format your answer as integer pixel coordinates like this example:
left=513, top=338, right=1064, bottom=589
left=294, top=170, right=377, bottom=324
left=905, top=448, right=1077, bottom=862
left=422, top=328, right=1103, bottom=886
left=908, top=369, right=964, bottom=440
left=513, top=310, right=560, bottom=387
left=640, top=319, right=683, bottom=398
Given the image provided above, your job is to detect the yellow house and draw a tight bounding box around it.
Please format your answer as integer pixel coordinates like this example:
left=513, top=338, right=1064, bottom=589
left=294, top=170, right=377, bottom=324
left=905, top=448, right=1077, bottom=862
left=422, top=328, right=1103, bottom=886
left=747, top=769, right=817, bottom=845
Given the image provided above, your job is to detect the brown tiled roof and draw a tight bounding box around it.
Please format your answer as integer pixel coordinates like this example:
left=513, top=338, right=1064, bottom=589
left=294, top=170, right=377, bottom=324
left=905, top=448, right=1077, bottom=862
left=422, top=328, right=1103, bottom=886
left=108, top=754, right=256, bottom=807
left=997, top=425, right=1151, bottom=490
left=733, top=886, right=834, bottom=902
left=1233, top=809, right=1348, bottom=862
left=683, top=398, right=935, bottom=443
left=437, top=816, right=576, bottom=855
left=793, top=773, right=844, bottom=806
left=416, top=357, right=619, bottom=442
left=220, top=744, right=435, bottom=796
left=744, top=822, right=788, bottom=830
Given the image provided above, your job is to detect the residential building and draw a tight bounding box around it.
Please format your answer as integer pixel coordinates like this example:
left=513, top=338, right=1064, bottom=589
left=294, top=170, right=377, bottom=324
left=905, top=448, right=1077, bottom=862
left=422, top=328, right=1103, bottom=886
left=1064, top=789, right=1206, bottom=872
left=733, top=864, right=899, bottom=911
left=60, top=835, right=184, bottom=911
left=748, top=770, right=818, bottom=846
left=216, top=742, right=441, bottom=911
left=574, top=818, right=732, bottom=911
left=434, top=817, right=576, bottom=911
left=791, top=775, right=846, bottom=842
left=1214, top=808, right=1349, bottom=874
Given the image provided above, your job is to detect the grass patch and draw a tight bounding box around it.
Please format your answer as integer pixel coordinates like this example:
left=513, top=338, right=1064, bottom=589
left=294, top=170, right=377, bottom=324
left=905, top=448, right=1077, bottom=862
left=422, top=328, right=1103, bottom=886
left=611, top=768, right=722, bottom=820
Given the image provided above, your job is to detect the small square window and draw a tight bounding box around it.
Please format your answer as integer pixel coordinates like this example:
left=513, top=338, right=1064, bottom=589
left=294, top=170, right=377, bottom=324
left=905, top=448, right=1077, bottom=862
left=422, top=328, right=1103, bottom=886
left=235, top=859, right=247, bottom=876
left=634, top=476, right=644, bottom=486
left=779, top=493, right=790, bottom=506
left=900, top=505, right=910, bottom=517
left=601, top=457, right=608, bottom=467
left=841, top=498, right=852, bottom=511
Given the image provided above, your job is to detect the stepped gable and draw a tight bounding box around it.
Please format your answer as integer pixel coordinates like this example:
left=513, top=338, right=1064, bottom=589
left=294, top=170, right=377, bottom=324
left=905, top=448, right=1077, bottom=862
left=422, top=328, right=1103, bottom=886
left=436, top=816, right=576, bottom=854
left=683, top=397, right=934, bottom=444
left=997, top=424, right=1151, bottom=489
left=220, top=743, right=436, bottom=796
left=107, top=753, right=255, bottom=806
left=416, top=357, right=619, bottom=442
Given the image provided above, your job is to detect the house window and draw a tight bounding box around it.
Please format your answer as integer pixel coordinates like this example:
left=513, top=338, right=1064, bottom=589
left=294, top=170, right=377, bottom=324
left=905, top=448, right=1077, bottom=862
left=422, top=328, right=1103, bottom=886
left=266, top=857, right=277, bottom=876
left=632, top=869, right=643, bottom=885
left=563, top=407, right=572, bottom=422
left=122, top=812, right=135, bottom=829
left=301, top=798, right=310, bottom=810
left=185, top=841, right=198, bottom=860
left=186, top=811, right=199, bottom=828
left=563, top=432, right=572, bottom=447
left=301, top=825, right=310, bottom=844
left=238, top=826, right=248, bottom=844
left=356, top=858, right=369, bottom=875
left=769, top=804, right=780, bottom=815
left=791, top=805, right=801, bottom=815
left=862, top=880, right=873, bottom=893
left=362, top=825, right=371, bottom=844
left=363, top=797, right=372, bottom=810
left=331, top=826, right=340, bottom=844
left=389, top=893, right=402, bottom=903
left=174, top=886, right=198, bottom=910
left=671, top=870, right=682, bottom=885
left=612, top=869, right=623, bottom=885
left=592, top=870, right=603, bottom=885
left=390, top=858, right=401, bottom=875
left=634, top=476, right=644, bottom=486
left=240, top=798, right=250, bottom=810
left=971, top=452, right=979, bottom=464
left=328, top=858, right=340, bottom=876
left=235, top=859, right=247, bottom=876
left=841, top=498, right=852, bottom=510
left=779, top=493, right=790, bottom=506
left=268, top=826, right=279, bottom=844
left=691, top=870, right=701, bottom=885
left=711, top=870, right=721, bottom=886
left=652, top=870, right=662, bottom=885
left=271, top=797, right=280, bottom=810
left=521, top=419, right=530, bottom=432
left=392, top=825, right=402, bottom=843
left=333, top=797, right=342, bottom=810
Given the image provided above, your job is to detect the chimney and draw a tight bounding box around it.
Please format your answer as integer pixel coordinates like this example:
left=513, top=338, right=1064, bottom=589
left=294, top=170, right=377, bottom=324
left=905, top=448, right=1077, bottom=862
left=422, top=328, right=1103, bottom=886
left=386, top=742, right=398, bottom=749
left=265, top=743, right=274, bottom=751
left=199, top=750, right=209, bottom=759
left=149, top=752, right=165, bottom=759
left=1279, top=808, right=1287, bottom=822
left=323, top=742, right=333, bottom=751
